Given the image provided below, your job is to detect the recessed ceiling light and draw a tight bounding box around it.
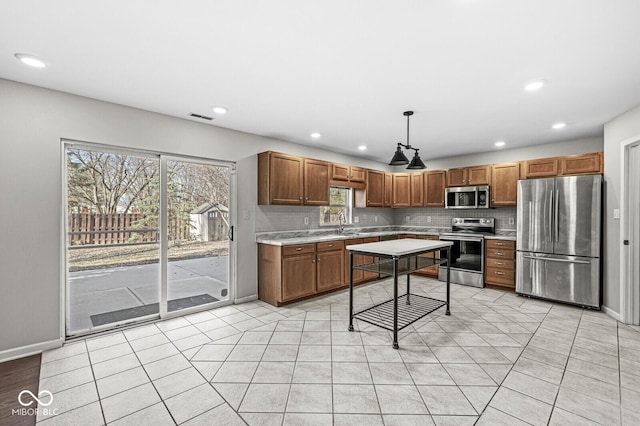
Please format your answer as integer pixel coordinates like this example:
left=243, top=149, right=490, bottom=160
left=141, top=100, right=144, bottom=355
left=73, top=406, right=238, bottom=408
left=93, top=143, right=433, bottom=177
left=494, top=141, right=506, bottom=148
left=212, top=106, right=228, bottom=114
left=358, top=145, right=367, bottom=151
left=15, top=53, right=46, bottom=68
left=552, top=122, right=566, bottom=129
left=524, top=80, right=544, bottom=91
left=310, top=133, right=321, bottom=139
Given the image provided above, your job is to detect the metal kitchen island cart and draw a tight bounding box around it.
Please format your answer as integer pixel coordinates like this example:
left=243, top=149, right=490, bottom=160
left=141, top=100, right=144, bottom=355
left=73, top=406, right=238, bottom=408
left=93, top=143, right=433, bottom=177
left=346, top=239, right=453, bottom=349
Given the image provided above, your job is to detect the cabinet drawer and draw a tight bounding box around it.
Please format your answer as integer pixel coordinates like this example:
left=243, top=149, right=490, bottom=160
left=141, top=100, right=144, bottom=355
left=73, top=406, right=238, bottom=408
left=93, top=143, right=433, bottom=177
left=486, top=239, right=515, bottom=250
left=485, top=266, right=515, bottom=286
left=486, top=248, right=515, bottom=260
left=317, top=240, right=345, bottom=252
left=282, top=243, right=316, bottom=256
left=486, top=258, right=515, bottom=270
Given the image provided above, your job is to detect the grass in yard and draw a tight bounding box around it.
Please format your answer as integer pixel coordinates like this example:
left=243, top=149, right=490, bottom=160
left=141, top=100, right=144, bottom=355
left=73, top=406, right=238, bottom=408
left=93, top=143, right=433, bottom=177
left=68, top=240, right=229, bottom=271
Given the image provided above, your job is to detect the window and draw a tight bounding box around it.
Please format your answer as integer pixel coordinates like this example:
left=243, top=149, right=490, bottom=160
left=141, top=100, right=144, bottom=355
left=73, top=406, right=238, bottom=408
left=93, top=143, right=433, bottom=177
left=320, top=186, right=352, bottom=226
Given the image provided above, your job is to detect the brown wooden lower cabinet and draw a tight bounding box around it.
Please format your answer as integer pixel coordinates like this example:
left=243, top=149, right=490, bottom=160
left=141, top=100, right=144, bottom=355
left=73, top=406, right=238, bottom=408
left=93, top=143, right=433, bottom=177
left=484, top=239, right=516, bottom=290
left=259, top=238, right=381, bottom=307
left=413, top=235, right=439, bottom=278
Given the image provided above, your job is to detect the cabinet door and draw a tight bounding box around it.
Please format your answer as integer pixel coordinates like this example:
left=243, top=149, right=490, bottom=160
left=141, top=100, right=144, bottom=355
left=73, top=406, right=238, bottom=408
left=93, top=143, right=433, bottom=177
left=468, top=165, right=491, bottom=185
left=392, top=174, right=411, bottom=207
left=491, top=162, right=520, bottom=207
left=303, top=159, right=329, bottom=205
left=424, top=170, right=446, bottom=207
left=384, top=173, right=393, bottom=207
left=560, top=152, right=603, bottom=176
left=345, top=239, right=364, bottom=284
left=269, top=153, right=304, bottom=205
left=366, top=170, right=385, bottom=207
left=282, top=254, right=317, bottom=301
left=415, top=235, right=439, bottom=277
left=410, top=173, right=424, bottom=207
left=350, top=166, right=366, bottom=182
left=331, top=163, right=350, bottom=181
left=317, top=250, right=345, bottom=292
left=447, top=168, right=467, bottom=186
left=523, top=158, right=559, bottom=179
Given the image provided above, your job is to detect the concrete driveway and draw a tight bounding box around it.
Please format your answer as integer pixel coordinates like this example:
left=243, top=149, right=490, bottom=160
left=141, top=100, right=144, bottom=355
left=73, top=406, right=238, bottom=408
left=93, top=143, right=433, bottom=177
left=68, top=256, right=229, bottom=333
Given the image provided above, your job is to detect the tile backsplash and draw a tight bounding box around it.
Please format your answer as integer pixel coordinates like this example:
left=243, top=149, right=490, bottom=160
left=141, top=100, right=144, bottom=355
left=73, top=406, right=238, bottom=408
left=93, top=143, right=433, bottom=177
left=256, top=205, right=516, bottom=232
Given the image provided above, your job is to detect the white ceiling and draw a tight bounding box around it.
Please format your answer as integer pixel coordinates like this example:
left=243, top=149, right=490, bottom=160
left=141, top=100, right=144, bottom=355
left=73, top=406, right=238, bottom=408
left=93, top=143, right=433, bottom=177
left=2, top=0, right=640, bottom=164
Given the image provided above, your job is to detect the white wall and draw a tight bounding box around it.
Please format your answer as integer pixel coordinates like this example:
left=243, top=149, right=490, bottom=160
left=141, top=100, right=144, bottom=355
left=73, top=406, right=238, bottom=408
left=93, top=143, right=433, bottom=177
left=0, top=79, right=387, bottom=356
left=603, top=104, right=640, bottom=317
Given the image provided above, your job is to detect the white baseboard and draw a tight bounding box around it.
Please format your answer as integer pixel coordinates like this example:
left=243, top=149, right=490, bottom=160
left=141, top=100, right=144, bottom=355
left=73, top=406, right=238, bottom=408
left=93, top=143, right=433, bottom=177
left=602, top=305, right=622, bottom=322
left=235, top=294, right=258, bottom=304
left=0, top=338, right=63, bottom=363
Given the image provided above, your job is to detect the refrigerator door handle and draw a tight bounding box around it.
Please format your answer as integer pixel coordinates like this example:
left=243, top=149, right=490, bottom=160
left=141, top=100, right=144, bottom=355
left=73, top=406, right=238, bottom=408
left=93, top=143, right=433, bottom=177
left=555, top=189, right=560, bottom=242
left=548, top=190, right=554, bottom=245
left=528, top=201, right=533, bottom=249
left=522, top=255, right=591, bottom=265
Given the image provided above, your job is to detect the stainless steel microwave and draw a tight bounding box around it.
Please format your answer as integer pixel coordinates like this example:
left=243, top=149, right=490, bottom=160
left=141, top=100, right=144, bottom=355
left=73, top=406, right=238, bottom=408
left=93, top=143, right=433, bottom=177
left=445, top=185, right=490, bottom=209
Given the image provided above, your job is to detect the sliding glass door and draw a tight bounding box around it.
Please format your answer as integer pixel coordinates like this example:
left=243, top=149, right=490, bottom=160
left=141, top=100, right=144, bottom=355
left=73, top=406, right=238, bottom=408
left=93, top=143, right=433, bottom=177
left=65, top=143, right=234, bottom=336
left=165, top=159, right=231, bottom=313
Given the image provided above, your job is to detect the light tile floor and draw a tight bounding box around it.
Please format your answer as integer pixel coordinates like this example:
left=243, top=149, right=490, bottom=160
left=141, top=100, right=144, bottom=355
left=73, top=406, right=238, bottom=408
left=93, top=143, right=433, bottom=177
left=36, top=276, right=640, bottom=425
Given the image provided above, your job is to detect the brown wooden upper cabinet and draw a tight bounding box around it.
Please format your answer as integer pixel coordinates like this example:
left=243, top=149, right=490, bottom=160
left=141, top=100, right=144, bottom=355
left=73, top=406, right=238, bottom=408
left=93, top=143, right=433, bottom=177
left=384, top=173, right=393, bottom=207
left=446, top=165, right=491, bottom=186
left=331, top=163, right=365, bottom=182
left=410, top=173, right=424, bottom=207
left=258, top=151, right=329, bottom=205
left=523, top=152, right=603, bottom=179
left=560, top=152, right=603, bottom=176
left=424, top=170, right=446, bottom=207
left=392, top=173, right=411, bottom=208
left=365, top=169, right=385, bottom=207
left=491, top=162, right=520, bottom=207
left=522, top=157, right=559, bottom=178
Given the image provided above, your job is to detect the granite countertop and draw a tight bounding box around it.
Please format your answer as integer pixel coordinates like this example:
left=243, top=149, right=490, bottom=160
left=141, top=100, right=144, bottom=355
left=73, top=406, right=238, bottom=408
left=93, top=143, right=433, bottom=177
left=256, top=227, right=517, bottom=246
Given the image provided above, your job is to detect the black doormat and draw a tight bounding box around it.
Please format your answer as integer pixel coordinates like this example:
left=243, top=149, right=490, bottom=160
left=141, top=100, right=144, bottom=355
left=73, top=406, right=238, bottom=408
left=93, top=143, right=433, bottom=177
left=90, top=293, right=219, bottom=327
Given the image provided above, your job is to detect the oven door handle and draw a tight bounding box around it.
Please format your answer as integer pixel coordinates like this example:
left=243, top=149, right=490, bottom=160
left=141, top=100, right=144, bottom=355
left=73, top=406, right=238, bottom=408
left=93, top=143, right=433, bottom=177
left=440, top=236, right=483, bottom=243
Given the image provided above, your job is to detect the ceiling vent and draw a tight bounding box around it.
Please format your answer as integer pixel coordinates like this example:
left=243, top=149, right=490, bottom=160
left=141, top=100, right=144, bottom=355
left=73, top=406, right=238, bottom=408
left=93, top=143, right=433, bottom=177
left=189, top=113, right=214, bottom=121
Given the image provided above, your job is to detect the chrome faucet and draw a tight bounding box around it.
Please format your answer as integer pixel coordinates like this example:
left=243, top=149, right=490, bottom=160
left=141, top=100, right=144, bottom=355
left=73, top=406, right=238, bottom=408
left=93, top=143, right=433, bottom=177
left=338, top=211, right=346, bottom=234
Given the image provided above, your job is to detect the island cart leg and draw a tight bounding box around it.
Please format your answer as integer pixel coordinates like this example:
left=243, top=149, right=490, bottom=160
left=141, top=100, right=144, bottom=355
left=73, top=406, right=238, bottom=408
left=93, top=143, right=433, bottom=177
left=406, top=271, right=411, bottom=305
left=348, top=251, right=355, bottom=332
left=446, top=248, right=451, bottom=316
left=393, top=257, right=399, bottom=349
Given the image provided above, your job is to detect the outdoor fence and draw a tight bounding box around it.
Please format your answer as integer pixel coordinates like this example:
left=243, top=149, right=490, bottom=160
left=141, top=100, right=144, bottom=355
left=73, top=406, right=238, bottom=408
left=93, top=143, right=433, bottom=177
left=68, top=213, right=190, bottom=247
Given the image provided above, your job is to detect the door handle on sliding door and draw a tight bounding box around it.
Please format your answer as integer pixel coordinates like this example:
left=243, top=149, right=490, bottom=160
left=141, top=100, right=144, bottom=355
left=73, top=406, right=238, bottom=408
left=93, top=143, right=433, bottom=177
left=228, top=226, right=234, bottom=242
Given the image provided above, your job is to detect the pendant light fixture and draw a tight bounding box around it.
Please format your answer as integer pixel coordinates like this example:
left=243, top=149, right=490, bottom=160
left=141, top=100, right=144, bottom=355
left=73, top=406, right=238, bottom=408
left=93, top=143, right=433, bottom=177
left=388, top=111, right=426, bottom=169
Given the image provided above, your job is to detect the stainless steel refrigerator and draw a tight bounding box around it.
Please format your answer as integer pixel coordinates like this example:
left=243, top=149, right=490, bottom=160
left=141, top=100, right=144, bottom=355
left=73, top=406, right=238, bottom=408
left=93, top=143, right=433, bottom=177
left=516, top=175, right=602, bottom=308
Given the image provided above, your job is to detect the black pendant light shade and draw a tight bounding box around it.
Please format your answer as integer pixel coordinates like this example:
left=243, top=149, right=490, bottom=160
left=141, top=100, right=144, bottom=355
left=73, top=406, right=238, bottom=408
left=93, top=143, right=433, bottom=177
left=406, top=149, right=426, bottom=169
left=389, top=143, right=410, bottom=165
left=388, top=110, right=426, bottom=169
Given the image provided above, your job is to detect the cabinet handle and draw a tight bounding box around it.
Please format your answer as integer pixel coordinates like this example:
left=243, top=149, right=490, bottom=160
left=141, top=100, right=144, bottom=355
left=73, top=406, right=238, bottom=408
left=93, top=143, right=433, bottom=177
left=495, top=252, right=504, bottom=255
left=312, top=259, right=316, bottom=263
left=496, top=262, right=504, bottom=266
left=305, top=197, right=308, bottom=201
left=299, top=196, right=303, bottom=201
left=317, top=259, right=320, bottom=262
left=296, top=247, right=303, bottom=251
left=328, top=244, right=333, bottom=247
left=495, top=242, right=505, bottom=246
left=495, top=271, right=505, bottom=275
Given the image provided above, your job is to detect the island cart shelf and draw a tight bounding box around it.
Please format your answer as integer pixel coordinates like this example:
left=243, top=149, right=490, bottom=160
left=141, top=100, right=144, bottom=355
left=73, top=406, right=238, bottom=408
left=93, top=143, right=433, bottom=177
left=346, top=239, right=453, bottom=349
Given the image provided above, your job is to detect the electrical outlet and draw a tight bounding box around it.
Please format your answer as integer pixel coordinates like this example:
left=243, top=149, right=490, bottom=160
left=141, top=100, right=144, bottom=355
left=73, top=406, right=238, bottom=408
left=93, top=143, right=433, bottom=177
left=427, top=216, right=431, bottom=223
left=304, top=217, right=309, bottom=225
left=614, top=208, right=620, bottom=219
left=354, top=216, right=359, bottom=223
left=374, top=215, right=378, bottom=223
left=406, top=215, right=410, bottom=223
left=509, top=217, right=514, bottom=225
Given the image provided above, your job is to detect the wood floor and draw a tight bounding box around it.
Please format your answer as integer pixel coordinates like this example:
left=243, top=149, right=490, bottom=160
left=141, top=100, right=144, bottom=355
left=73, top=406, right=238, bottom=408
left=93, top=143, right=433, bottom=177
left=0, top=354, right=41, bottom=426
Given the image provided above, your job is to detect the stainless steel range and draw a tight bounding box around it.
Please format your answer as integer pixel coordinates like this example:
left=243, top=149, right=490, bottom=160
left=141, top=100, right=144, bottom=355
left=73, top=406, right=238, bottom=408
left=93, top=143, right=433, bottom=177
left=438, top=217, right=495, bottom=288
